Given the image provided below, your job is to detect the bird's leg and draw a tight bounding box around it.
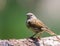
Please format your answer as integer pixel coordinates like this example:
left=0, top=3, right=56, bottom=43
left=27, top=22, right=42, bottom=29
left=29, top=33, right=37, bottom=39
left=36, top=31, right=44, bottom=39
left=35, top=33, right=41, bottom=39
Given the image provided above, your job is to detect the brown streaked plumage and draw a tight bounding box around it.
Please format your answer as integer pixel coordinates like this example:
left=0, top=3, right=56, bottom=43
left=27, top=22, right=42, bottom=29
left=26, top=13, right=60, bottom=39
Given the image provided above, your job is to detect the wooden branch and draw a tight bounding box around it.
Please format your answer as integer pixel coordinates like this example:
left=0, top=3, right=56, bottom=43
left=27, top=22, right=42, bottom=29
left=0, top=35, right=60, bottom=46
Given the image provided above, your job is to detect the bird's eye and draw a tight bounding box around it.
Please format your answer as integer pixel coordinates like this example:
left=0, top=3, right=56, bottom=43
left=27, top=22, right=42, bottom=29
left=30, top=15, right=32, bottom=16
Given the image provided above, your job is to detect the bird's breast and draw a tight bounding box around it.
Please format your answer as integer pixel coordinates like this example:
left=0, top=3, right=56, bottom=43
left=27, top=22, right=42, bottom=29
left=27, top=21, right=43, bottom=33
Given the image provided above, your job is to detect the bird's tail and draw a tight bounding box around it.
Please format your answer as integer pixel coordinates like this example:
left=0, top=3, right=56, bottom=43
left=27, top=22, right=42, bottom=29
left=45, top=29, right=57, bottom=36
left=42, top=28, right=60, bottom=41
left=45, top=28, right=60, bottom=41
left=41, top=28, right=57, bottom=36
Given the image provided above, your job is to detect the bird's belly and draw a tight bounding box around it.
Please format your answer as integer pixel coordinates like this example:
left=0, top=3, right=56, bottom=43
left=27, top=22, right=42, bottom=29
left=30, top=27, right=43, bottom=33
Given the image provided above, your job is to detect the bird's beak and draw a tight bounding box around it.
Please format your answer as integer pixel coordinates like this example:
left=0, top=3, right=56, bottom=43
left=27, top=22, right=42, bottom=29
left=27, top=15, right=30, bottom=19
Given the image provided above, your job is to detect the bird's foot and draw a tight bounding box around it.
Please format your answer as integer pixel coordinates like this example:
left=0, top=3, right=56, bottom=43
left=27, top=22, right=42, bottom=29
left=28, top=36, right=39, bottom=42
left=36, top=37, right=41, bottom=40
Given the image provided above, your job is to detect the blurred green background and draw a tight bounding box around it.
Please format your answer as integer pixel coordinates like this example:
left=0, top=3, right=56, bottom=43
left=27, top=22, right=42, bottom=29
left=0, top=0, right=60, bottom=39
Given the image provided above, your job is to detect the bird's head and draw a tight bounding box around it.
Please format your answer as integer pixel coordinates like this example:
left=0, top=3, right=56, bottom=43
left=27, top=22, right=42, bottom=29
left=26, top=13, right=36, bottom=19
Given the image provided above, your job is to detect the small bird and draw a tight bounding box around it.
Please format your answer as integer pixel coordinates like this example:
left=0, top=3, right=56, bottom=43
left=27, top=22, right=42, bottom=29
left=26, top=12, right=59, bottom=39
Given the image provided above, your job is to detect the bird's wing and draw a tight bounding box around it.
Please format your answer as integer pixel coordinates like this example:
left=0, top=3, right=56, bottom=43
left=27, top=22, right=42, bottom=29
left=31, top=18, right=46, bottom=28
left=31, top=18, right=57, bottom=35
